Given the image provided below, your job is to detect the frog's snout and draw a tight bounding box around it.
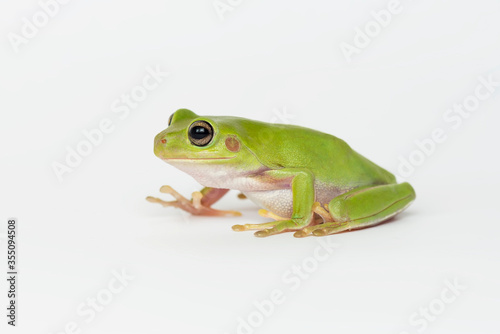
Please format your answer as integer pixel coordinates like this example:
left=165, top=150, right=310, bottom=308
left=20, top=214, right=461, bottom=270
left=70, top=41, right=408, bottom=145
left=154, top=133, right=168, bottom=158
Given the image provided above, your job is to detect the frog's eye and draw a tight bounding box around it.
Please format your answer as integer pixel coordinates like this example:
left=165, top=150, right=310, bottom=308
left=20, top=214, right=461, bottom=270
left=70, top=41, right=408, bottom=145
left=168, top=113, right=174, bottom=126
left=188, top=120, right=213, bottom=146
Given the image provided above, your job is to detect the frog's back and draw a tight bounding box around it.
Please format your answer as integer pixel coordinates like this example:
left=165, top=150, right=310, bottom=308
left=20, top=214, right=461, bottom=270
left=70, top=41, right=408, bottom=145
left=216, top=116, right=396, bottom=191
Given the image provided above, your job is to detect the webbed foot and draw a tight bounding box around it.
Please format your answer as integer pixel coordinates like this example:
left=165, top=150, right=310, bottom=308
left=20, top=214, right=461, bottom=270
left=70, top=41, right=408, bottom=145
left=147, top=185, right=241, bottom=217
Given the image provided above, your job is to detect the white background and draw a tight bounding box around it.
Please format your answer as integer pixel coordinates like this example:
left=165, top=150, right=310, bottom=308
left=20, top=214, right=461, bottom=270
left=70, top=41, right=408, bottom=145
left=1, top=0, right=500, bottom=333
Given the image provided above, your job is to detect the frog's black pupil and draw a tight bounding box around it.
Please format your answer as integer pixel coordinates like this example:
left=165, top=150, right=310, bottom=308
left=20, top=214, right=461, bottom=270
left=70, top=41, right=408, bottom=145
left=191, top=126, right=208, bottom=139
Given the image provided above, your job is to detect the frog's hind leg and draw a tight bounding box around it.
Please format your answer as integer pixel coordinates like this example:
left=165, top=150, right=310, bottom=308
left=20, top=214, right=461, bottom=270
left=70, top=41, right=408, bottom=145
left=308, top=182, right=415, bottom=237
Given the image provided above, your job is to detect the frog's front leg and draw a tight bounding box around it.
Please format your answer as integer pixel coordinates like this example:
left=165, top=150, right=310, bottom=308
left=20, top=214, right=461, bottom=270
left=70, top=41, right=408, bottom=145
left=234, top=168, right=315, bottom=237
left=146, top=186, right=241, bottom=217
left=301, top=182, right=416, bottom=237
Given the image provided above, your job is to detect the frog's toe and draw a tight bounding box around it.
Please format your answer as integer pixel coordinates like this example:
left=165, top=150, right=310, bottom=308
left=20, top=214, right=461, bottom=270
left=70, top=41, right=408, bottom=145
left=146, top=196, right=179, bottom=208
left=312, top=228, right=329, bottom=236
left=293, top=229, right=309, bottom=238
left=254, top=219, right=307, bottom=237
left=258, top=209, right=288, bottom=221
left=205, top=209, right=242, bottom=217
left=149, top=185, right=241, bottom=217
left=293, top=226, right=317, bottom=238
left=231, top=221, right=277, bottom=232
left=234, top=221, right=293, bottom=237
left=292, top=219, right=328, bottom=238
left=254, top=229, right=272, bottom=237
left=312, top=222, right=349, bottom=236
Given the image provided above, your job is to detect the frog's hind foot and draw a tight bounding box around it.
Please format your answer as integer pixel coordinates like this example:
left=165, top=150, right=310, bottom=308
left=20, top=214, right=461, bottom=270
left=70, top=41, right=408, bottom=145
left=147, top=185, right=241, bottom=217
left=292, top=219, right=329, bottom=238
left=311, top=222, right=351, bottom=236
left=293, top=202, right=334, bottom=238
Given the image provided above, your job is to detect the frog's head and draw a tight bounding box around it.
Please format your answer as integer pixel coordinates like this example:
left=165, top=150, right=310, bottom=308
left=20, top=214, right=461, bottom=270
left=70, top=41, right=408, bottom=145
left=153, top=109, right=249, bottom=168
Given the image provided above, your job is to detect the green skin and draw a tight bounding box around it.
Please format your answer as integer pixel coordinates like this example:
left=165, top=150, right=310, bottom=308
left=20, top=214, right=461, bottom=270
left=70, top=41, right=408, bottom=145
left=147, top=109, right=416, bottom=238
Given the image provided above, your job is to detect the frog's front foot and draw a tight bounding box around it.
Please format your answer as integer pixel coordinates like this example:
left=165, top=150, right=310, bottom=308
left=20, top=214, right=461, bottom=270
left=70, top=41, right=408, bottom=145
left=147, top=185, right=241, bottom=217
left=231, top=209, right=291, bottom=235
left=232, top=216, right=312, bottom=237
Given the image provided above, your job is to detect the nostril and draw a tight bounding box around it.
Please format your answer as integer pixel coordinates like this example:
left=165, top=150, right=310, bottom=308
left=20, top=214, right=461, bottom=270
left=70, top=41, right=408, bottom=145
left=161, top=139, right=167, bottom=144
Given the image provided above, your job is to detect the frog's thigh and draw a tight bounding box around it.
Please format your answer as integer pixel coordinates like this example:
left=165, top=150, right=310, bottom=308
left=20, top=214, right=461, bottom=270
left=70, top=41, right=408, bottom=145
left=315, top=182, right=416, bottom=236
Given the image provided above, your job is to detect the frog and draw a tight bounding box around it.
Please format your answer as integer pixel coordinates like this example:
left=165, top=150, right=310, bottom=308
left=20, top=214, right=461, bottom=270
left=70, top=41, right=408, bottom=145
left=147, top=108, right=416, bottom=238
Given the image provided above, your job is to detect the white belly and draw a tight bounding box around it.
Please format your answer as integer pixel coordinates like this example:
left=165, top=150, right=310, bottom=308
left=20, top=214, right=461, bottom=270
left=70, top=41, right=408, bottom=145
left=243, top=189, right=294, bottom=218
left=167, top=160, right=266, bottom=190
left=166, top=160, right=345, bottom=217
left=243, top=181, right=345, bottom=218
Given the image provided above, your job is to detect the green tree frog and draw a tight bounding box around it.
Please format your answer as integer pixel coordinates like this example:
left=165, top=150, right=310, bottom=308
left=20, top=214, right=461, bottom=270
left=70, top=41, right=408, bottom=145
left=147, top=109, right=416, bottom=238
